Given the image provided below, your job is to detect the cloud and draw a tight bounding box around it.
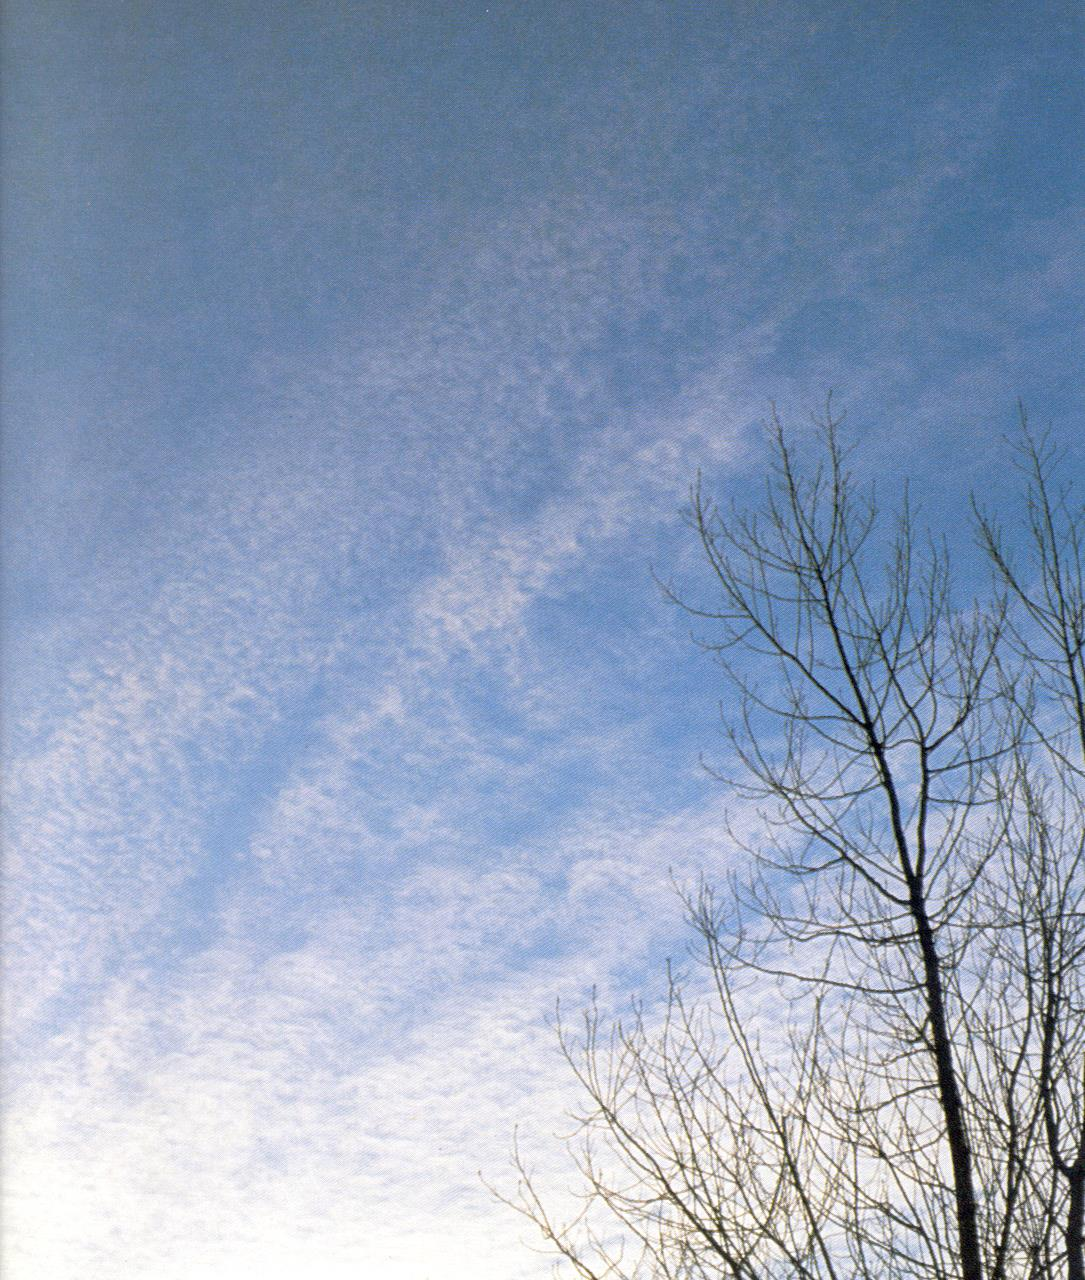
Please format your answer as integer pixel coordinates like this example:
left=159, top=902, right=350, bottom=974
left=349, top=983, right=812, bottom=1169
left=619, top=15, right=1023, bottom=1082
left=5, top=25, right=1081, bottom=1276
left=4, top=788, right=741, bottom=1279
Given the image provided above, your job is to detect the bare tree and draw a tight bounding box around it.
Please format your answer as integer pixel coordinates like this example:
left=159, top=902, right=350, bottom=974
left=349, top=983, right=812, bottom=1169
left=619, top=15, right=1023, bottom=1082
left=500, top=408, right=1084, bottom=1280
left=974, top=418, right=1085, bottom=1280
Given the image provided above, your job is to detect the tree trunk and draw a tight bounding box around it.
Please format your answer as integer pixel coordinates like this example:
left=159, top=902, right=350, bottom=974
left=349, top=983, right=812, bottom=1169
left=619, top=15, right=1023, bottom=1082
left=913, top=893, right=985, bottom=1280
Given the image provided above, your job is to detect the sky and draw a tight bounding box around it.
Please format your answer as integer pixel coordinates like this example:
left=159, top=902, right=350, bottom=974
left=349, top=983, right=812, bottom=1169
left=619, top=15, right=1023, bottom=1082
left=1, top=2, right=1082, bottom=1277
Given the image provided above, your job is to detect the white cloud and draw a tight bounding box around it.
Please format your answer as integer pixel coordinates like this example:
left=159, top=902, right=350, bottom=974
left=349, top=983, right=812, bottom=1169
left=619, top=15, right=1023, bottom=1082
left=4, top=787, right=743, bottom=1279
left=5, top=47, right=1080, bottom=1277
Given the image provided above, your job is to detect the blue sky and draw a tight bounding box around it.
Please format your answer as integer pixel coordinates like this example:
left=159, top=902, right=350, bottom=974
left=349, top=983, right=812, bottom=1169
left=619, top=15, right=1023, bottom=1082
left=2, top=2, right=1082, bottom=1276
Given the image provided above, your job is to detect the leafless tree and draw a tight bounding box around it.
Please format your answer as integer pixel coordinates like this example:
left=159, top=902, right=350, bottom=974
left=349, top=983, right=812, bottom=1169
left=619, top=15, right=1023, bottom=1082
left=974, top=420, right=1085, bottom=1280
left=499, top=408, right=1084, bottom=1280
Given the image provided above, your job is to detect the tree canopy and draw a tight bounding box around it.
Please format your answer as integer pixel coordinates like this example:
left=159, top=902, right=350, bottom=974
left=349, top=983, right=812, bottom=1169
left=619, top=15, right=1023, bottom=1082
left=502, top=408, right=1085, bottom=1280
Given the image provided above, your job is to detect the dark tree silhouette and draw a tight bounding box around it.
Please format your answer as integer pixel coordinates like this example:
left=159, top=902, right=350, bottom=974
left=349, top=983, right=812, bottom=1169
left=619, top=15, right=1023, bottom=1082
left=500, top=408, right=1084, bottom=1280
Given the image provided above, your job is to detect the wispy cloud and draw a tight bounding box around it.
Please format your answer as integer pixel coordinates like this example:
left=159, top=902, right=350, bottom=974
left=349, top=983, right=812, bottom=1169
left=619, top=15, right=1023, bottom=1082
left=5, top=789, right=740, bottom=1279
left=4, top=8, right=1080, bottom=1274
